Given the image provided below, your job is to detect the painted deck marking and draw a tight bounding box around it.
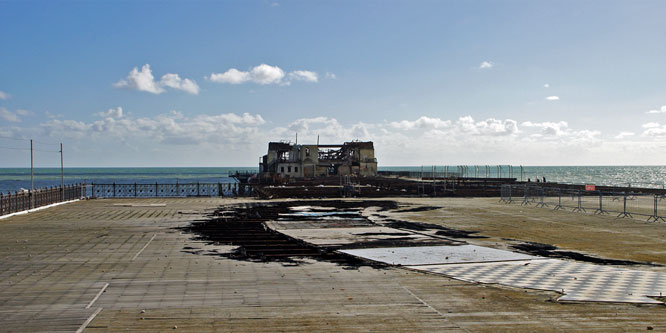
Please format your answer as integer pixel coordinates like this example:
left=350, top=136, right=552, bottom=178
left=86, top=283, right=109, bottom=309
left=76, top=307, right=103, bottom=333
left=131, top=233, right=156, bottom=261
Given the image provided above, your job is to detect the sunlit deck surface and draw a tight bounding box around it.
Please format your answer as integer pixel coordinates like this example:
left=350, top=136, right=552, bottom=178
left=1, top=197, right=666, bottom=332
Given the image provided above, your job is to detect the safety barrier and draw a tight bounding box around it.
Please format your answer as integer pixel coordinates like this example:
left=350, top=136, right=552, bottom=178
left=0, top=183, right=86, bottom=216
left=500, top=184, right=666, bottom=222
left=90, top=182, right=252, bottom=198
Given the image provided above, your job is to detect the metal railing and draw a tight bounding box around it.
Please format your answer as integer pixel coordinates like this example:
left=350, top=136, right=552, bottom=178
left=0, top=183, right=87, bottom=216
left=90, top=182, right=252, bottom=198
left=500, top=184, right=666, bottom=222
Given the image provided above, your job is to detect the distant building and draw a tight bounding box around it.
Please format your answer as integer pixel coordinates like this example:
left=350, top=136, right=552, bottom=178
left=259, top=141, right=377, bottom=179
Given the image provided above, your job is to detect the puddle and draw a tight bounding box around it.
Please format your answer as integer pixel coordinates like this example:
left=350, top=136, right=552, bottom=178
left=511, top=242, right=661, bottom=266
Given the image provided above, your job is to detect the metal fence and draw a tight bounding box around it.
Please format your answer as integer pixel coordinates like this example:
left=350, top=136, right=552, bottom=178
left=500, top=184, right=666, bottom=222
left=0, top=183, right=87, bottom=216
left=90, top=182, right=252, bottom=198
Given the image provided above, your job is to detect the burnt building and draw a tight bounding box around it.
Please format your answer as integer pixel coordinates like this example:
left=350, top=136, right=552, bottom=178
left=259, top=141, right=377, bottom=179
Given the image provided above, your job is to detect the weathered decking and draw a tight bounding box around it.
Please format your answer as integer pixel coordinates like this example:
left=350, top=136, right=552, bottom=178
left=0, top=197, right=665, bottom=332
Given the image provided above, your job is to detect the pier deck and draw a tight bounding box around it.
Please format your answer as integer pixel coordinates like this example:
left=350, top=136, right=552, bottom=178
left=1, top=197, right=665, bottom=332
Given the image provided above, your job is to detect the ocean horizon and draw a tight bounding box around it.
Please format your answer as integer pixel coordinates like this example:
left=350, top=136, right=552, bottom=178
left=2, top=165, right=666, bottom=194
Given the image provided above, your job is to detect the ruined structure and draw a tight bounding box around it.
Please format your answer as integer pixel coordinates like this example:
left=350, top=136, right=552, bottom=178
left=259, top=141, right=377, bottom=180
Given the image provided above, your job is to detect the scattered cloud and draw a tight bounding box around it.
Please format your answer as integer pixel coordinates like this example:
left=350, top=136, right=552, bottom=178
left=288, top=70, right=318, bottom=83
left=615, top=131, right=635, bottom=139
left=208, top=64, right=320, bottom=85
left=0, top=91, right=10, bottom=100
left=642, top=122, right=666, bottom=137
left=479, top=61, right=493, bottom=69
left=97, top=107, right=123, bottom=118
left=208, top=68, right=251, bottom=84
left=7, top=109, right=666, bottom=165
left=521, top=121, right=600, bottom=142
left=546, top=96, right=560, bottom=101
left=456, top=116, right=518, bottom=136
left=390, top=116, right=451, bottom=130
left=41, top=111, right=266, bottom=147
left=0, top=107, right=31, bottom=123
left=249, top=64, right=286, bottom=85
left=114, top=64, right=164, bottom=94
left=646, top=105, right=666, bottom=114
left=114, top=64, right=200, bottom=95
left=270, top=2, right=279, bottom=7
left=0, top=107, right=21, bottom=122
left=160, top=73, right=200, bottom=95
left=543, top=83, right=550, bottom=88
left=325, top=72, right=337, bottom=79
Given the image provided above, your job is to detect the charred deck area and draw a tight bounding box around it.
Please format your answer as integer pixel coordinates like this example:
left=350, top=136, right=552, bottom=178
left=178, top=201, right=400, bottom=268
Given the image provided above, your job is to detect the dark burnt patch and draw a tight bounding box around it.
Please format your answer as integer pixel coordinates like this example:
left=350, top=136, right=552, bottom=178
left=178, top=200, right=396, bottom=269
left=511, top=242, right=662, bottom=266
left=384, top=219, right=487, bottom=239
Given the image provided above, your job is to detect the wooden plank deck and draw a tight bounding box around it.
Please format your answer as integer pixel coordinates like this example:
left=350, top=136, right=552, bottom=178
left=0, top=197, right=664, bottom=332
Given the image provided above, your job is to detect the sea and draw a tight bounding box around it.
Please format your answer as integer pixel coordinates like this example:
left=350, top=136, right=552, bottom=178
left=1, top=166, right=666, bottom=194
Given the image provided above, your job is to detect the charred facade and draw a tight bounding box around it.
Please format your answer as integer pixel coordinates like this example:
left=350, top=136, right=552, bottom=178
left=259, top=141, right=378, bottom=180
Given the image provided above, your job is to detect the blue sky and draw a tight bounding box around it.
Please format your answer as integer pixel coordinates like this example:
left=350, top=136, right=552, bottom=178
left=1, top=0, right=666, bottom=167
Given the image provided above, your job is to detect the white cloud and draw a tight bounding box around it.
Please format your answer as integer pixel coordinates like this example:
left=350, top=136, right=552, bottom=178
left=41, top=111, right=265, bottom=146
left=10, top=109, right=666, bottom=165
left=479, top=61, right=493, bottom=69
left=546, top=96, right=560, bottom=101
left=208, top=68, right=252, bottom=84
left=270, top=2, right=279, bottom=7
left=97, top=107, right=123, bottom=118
left=114, top=64, right=164, bottom=94
left=0, top=91, right=10, bottom=100
left=0, top=107, right=21, bottom=122
left=646, top=106, right=666, bottom=114
left=325, top=72, right=337, bottom=79
left=521, top=120, right=601, bottom=143
left=543, top=83, right=550, bottom=88
left=160, top=73, right=200, bottom=95
left=642, top=123, right=666, bottom=137
left=208, top=64, right=321, bottom=85
left=114, top=64, right=199, bottom=94
left=288, top=70, right=319, bottom=83
left=390, top=116, right=452, bottom=130
left=250, top=64, right=286, bottom=84
left=522, top=121, right=569, bottom=136
left=456, top=116, right=518, bottom=136
left=0, top=108, right=31, bottom=123
left=615, top=131, right=635, bottom=139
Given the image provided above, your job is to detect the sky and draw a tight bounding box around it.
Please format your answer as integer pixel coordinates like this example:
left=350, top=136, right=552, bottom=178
left=1, top=0, right=666, bottom=167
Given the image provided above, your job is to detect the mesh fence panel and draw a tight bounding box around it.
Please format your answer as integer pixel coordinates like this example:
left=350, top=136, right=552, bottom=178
left=501, top=184, right=666, bottom=221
